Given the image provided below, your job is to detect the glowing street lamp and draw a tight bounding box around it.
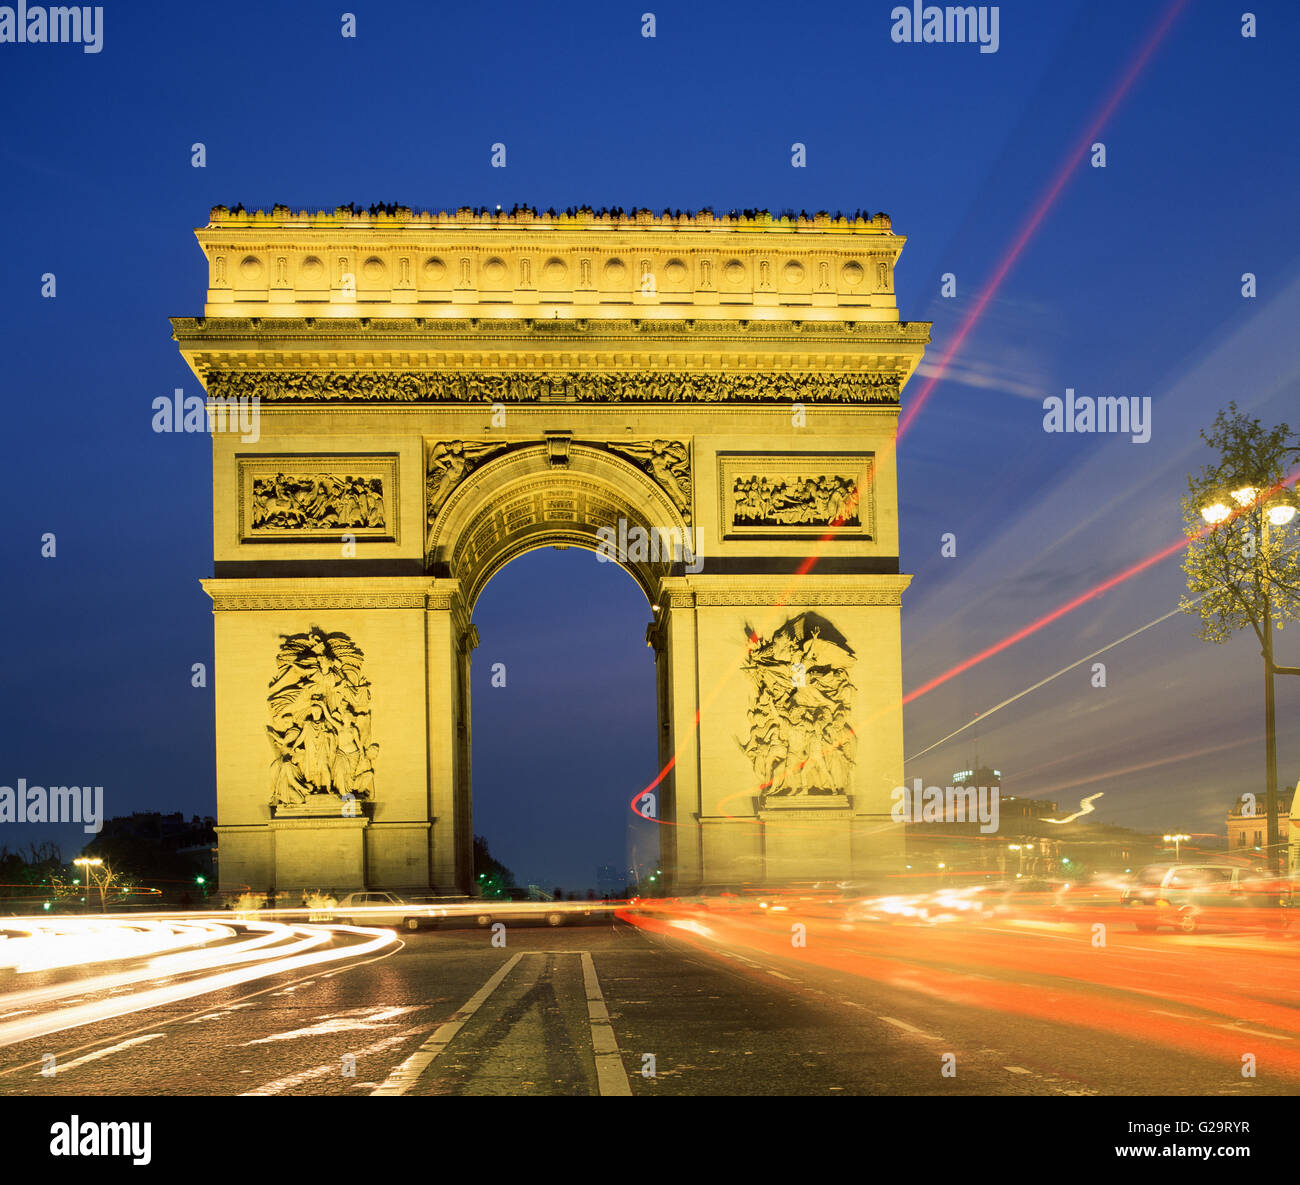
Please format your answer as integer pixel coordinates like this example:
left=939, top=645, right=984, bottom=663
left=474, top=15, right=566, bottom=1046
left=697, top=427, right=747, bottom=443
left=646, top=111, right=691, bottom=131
left=1163, top=833, right=1190, bottom=861
left=1199, top=482, right=1300, bottom=873
left=73, top=857, right=104, bottom=914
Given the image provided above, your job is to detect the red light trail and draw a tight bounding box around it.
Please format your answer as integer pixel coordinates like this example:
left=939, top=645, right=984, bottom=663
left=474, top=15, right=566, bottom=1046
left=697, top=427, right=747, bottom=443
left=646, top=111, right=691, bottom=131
left=896, top=0, right=1191, bottom=440
left=630, top=0, right=1196, bottom=825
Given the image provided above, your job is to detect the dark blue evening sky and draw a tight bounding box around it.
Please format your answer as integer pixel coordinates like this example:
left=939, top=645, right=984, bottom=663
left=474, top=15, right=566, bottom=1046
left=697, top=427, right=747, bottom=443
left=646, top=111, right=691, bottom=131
left=2, top=1, right=1298, bottom=885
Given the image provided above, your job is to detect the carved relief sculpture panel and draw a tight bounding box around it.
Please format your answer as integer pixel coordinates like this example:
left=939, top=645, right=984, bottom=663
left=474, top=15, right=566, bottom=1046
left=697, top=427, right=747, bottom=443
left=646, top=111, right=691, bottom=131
left=718, top=452, right=874, bottom=538
left=267, top=627, right=378, bottom=810
left=239, top=454, right=398, bottom=543
left=740, top=613, right=857, bottom=804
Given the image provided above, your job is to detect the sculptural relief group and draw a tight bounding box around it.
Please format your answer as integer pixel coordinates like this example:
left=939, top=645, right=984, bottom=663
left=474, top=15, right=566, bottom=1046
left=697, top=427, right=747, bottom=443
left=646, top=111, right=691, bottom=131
left=741, top=613, right=858, bottom=801
left=251, top=473, right=386, bottom=531
left=732, top=474, right=860, bottom=528
left=267, top=628, right=378, bottom=809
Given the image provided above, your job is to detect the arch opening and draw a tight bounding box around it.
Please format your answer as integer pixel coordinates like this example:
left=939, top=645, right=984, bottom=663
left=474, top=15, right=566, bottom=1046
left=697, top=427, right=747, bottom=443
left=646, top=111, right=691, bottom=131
left=468, top=546, right=659, bottom=898
left=427, top=441, right=693, bottom=613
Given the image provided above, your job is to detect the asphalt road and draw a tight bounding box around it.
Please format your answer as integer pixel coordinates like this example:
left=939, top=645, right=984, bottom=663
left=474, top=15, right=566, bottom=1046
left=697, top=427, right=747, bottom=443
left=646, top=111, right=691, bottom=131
left=0, top=911, right=1296, bottom=1096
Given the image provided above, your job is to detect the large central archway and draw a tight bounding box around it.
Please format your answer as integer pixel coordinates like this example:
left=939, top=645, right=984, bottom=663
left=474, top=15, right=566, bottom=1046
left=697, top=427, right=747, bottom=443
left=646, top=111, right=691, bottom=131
left=468, top=545, right=657, bottom=897
left=425, top=442, right=690, bottom=890
left=180, top=203, right=928, bottom=896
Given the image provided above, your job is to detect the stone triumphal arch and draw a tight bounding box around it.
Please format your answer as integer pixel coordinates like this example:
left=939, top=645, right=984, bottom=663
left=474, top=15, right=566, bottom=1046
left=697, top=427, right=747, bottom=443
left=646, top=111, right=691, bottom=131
left=173, top=205, right=929, bottom=895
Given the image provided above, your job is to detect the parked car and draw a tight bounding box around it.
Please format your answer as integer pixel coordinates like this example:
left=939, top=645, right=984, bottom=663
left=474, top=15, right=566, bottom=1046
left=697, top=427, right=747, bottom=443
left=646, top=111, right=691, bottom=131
left=332, top=891, right=428, bottom=931
left=1121, top=864, right=1290, bottom=934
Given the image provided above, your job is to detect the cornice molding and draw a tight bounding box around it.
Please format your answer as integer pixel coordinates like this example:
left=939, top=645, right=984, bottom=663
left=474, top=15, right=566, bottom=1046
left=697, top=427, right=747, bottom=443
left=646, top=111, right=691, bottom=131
left=172, top=315, right=931, bottom=344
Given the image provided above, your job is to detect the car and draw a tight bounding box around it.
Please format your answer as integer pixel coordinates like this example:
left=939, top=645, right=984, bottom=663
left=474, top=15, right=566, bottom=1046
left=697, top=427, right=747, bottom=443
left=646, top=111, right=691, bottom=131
left=466, top=888, right=577, bottom=928
left=1121, top=863, right=1290, bottom=934
left=332, top=891, right=428, bottom=931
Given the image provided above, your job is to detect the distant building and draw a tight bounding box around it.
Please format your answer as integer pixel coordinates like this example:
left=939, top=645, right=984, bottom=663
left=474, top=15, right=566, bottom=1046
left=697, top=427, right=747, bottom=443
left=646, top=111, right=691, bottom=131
left=96, top=812, right=216, bottom=847
left=904, top=763, right=1163, bottom=878
left=1227, top=793, right=1291, bottom=867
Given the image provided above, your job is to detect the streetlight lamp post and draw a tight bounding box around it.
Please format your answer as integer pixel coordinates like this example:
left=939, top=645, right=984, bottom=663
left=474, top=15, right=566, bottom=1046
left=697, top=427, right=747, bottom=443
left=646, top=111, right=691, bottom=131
left=1163, top=833, right=1190, bottom=861
left=1199, top=484, right=1300, bottom=874
left=72, top=857, right=104, bottom=913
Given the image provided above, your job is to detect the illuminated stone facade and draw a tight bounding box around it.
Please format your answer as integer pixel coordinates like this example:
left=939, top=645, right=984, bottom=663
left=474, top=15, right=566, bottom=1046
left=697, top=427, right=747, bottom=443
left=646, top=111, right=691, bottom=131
left=174, top=204, right=929, bottom=894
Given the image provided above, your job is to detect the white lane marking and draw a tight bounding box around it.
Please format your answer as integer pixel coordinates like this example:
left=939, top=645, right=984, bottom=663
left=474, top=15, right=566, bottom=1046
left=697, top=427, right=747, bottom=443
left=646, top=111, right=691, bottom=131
left=241, top=1005, right=417, bottom=1045
left=581, top=952, right=632, bottom=1097
left=185, top=1002, right=256, bottom=1024
left=0, top=1010, right=33, bottom=1020
left=1004, top=1065, right=1033, bottom=1075
left=47, top=1034, right=165, bottom=1075
left=240, top=1028, right=426, bottom=1096
left=877, top=1015, right=942, bottom=1041
left=765, top=970, right=797, bottom=982
left=1215, top=1022, right=1293, bottom=1040
left=371, top=954, right=523, bottom=1096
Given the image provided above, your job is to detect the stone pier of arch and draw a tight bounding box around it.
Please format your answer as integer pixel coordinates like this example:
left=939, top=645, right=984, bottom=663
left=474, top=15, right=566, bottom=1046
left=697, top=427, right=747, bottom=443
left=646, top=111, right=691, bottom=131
left=174, top=204, right=929, bottom=895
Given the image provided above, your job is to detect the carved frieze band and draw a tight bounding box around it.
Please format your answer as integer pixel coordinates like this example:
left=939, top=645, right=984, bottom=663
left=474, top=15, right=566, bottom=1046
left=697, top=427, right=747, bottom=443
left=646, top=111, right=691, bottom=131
left=718, top=452, right=874, bottom=539
left=206, top=369, right=901, bottom=405
left=693, top=589, right=906, bottom=606
left=204, top=587, right=909, bottom=611
left=208, top=592, right=430, bottom=610
left=238, top=454, right=398, bottom=543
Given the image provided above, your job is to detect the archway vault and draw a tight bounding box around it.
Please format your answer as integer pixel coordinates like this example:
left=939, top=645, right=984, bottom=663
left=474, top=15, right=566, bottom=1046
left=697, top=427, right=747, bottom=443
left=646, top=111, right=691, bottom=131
left=430, top=442, right=689, bottom=611
left=180, top=203, right=928, bottom=897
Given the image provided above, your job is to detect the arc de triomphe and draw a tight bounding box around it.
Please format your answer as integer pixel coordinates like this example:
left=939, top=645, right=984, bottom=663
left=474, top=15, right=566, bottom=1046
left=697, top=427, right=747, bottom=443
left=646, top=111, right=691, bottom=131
left=172, top=205, right=929, bottom=895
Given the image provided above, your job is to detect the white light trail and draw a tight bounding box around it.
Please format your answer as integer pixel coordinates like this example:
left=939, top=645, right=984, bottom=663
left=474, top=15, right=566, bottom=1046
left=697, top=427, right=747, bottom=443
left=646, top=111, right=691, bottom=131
left=0, top=919, right=398, bottom=1049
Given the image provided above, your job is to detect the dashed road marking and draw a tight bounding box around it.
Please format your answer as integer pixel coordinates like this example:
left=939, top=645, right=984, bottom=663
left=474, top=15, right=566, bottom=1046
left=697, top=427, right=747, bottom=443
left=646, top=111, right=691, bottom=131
left=371, top=955, right=522, bottom=1096
left=581, top=952, right=632, bottom=1097
left=241, top=1028, right=425, bottom=1096
left=1215, top=1022, right=1292, bottom=1040
left=877, top=1016, right=941, bottom=1041
left=46, top=1034, right=165, bottom=1075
